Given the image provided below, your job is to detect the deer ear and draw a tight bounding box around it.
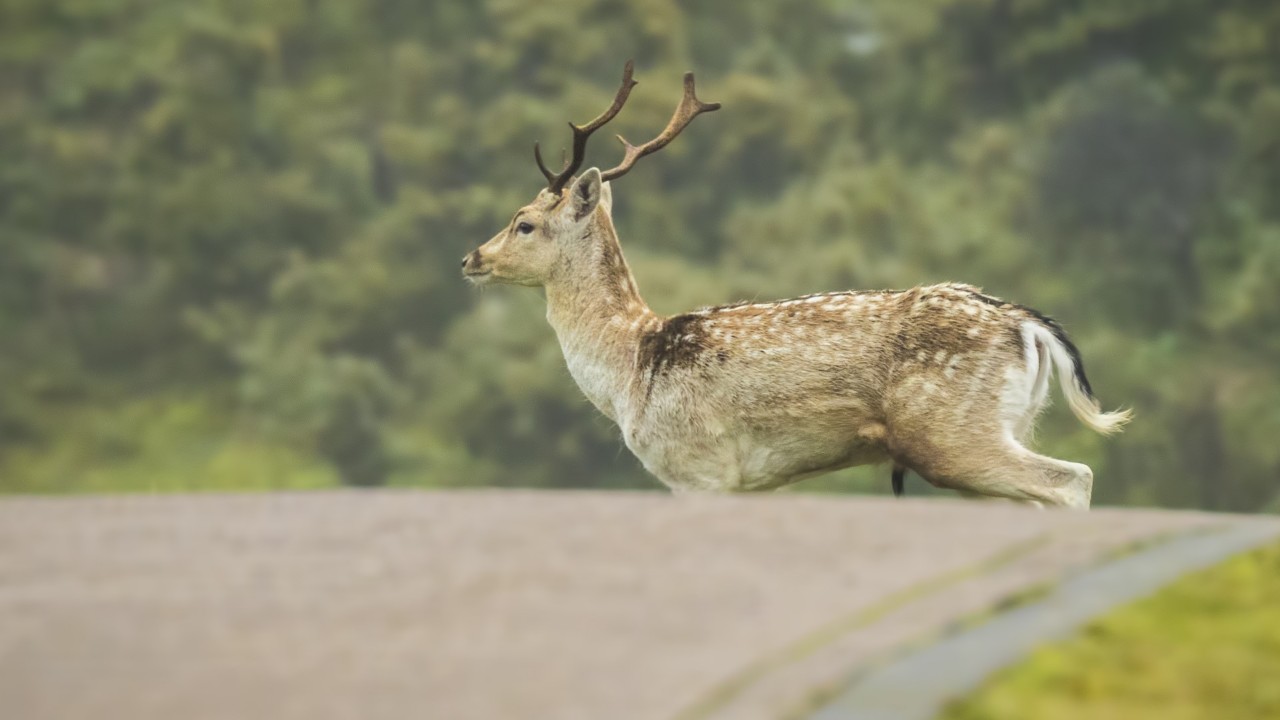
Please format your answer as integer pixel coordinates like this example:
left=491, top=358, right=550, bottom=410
left=599, top=179, right=613, bottom=215
left=567, top=168, right=602, bottom=222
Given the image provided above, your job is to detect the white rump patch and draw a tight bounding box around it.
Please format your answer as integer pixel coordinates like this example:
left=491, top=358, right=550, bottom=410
left=996, top=322, right=1051, bottom=441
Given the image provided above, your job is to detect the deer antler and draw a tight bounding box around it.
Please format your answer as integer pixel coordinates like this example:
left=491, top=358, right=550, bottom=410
left=600, top=71, right=720, bottom=183
left=535, top=61, right=638, bottom=194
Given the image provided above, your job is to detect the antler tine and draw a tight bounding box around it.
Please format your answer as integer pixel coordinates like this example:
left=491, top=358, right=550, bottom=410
left=533, top=143, right=557, bottom=184
left=600, top=71, right=721, bottom=183
left=534, top=60, right=638, bottom=194
left=530, top=145, right=574, bottom=184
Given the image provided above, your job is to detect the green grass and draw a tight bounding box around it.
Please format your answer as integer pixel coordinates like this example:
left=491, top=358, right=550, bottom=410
left=0, top=393, right=336, bottom=493
left=943, top=540, right=1280, bottom=720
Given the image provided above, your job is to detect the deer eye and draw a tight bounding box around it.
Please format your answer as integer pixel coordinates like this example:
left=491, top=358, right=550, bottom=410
left=516, top=222, right=535, bottom=235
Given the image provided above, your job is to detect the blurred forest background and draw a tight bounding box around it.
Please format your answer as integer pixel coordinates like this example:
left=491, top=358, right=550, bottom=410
left=1, top=0, right=1278, bottom=511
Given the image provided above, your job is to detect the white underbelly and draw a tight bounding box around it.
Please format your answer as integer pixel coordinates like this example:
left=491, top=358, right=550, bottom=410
left=736, top=425, right=890, bottom=490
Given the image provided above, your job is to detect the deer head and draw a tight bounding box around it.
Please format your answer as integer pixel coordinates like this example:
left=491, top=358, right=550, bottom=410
left=462, top=61, right=720, bottom=288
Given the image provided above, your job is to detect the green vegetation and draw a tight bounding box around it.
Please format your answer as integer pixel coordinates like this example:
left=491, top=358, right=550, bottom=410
left=944, top=540, right=1280, bottom=720
left=1, top=392, right=335, bottom=493
left=2, top=0, right=1279, bottom=506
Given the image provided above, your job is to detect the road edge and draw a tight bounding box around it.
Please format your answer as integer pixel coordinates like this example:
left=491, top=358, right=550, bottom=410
left=805, top=519, right=1280, bottom=720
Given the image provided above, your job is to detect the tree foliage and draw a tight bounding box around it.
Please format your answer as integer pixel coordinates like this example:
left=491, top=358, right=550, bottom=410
left=2, top=0, right=1278, bottom=509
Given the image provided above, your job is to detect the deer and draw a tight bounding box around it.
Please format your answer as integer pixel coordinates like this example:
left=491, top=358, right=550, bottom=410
left=461, top=61, right=1131, bottom=509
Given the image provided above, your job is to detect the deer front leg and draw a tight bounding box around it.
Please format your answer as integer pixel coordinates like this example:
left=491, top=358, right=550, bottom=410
left=651, top=465, right=747, bottom=494
left=638, top=445, right=748, bottom=494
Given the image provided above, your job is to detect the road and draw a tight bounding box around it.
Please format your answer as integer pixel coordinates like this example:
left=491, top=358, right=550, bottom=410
left=0, top=490, right=1271, bottom=720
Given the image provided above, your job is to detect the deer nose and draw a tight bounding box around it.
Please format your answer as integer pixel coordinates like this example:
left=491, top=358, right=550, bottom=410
left=462, top=250, right=481, bottom=271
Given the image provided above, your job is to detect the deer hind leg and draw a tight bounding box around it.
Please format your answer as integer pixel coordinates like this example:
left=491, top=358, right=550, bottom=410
left=954, top=333, right=1090, bottom=507
left=891, top=464, right=906, bottom=497
left=967, top=443, right=1092, bottom=509
left=902, top=438, right=1092, bottom=509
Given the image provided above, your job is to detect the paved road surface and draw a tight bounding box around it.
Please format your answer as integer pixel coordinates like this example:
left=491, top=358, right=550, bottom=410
left=0, top=491, right=1267, bottom=720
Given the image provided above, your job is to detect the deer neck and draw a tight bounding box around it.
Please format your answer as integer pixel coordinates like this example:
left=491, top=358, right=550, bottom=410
left=544, top=220, right=654, bottom=421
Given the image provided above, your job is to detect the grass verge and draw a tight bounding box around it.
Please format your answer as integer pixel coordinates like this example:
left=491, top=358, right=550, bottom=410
left=942, top=539, right=1280, bottom=720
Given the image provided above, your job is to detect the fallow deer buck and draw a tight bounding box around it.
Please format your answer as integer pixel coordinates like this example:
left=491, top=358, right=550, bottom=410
left=462, top=62, right=1131, bottom=509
